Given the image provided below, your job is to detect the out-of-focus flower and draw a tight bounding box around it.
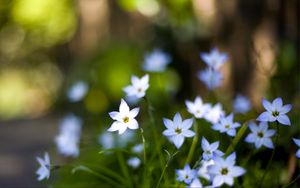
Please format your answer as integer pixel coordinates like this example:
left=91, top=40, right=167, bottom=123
left=233, top=95, right=251, bottom=114
left=127, top=157, right=141, bottom=168
left=142, top=49, right=171, bottom=72
left=67, top=81, right=88, bottom=102
left=98, top=131, right=136, bottom=149
left=98, top=132, right=115, bottom=149
left=36, top=152, right=51, bottom=181
left=176, top=164, right=197, bottom=184
left=188, top=178, right=203, bottom=188
left=208, top=152, right=245, bottom=187
left=200, top=48, right=228, bottom=70
left=198, top=159, right=215, bottom=181
left=257, top=97, right=292, bottom=126
left=198, top=68, right=223, bottom=90
left=245, top=122, right=275, bottom=149
left=55, top=115, right=82, bottom=157
left=212, top=113, right=240, bottom=137
left=108, top=99, right=139, bottom=135
left=293, top=138, right=300, bottom=158
left=163, top=113, right=195, bottom=149
left=123, top=74, right=149, bottom=98
left=204, top=103, right=225, bottom=124
left=185, top=96, right=211, bottom=119
left=132, top=143, right=143, bottom=153
left=201, top=137, right=223, bottom=161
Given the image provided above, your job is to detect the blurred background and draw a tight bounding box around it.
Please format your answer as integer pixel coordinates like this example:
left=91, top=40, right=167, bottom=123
left=0, top=0, right=298, bottom=187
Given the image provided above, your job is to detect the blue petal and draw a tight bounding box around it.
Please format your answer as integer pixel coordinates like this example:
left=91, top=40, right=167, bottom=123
left=257, top=112, right=271, bottom=122
left=277, top=115, right=291, bottom=125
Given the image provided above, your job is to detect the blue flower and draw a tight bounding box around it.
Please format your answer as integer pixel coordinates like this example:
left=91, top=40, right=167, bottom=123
left=201, top=137, right=224, bottom=161
left=142, top=49, right=171, bottom=72
left=257, top=97, right=292, bottom=126
left=208, top=152, right=245, bottom=187
left=204, top=103, right=225, bottom=124
left=198, top=68, right=223, bottom=90
left=212, top=113, right=240, bottom=137
left=244, top=122, right=275, bottom=149
left=67, top=81, right=88, bottom=102
left=233, top=95, right=251, bottom=114
left=293, top=138, right=300, bottom=158
left=163, top=113, right=195, bottom=149
left=36, top=152, right=51, bottom=181
left=200, top=48, right=228, bottom=70
left=176, top=164, right=197, bottom=184
left=185, top=96, right=211, bottom=119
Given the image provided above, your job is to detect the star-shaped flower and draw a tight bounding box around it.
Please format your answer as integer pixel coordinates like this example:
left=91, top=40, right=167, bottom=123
left=185, top=96, right=211, bottom=119
left=127, top=157, right=141, bottom=168
left=201, top=137, right=224, bottom=161
left=123, top=74, right=149, bottom=98
left=200, top=48, right=228, bottom=70
left=233, top=95, right=251, bottom=114
left=108, top=99, right=139, bottom=134
left=257, top=97, right=292, bottom=125
left=212, top=113, right=240, bottom=137
left=198, top=159, right=215, bottom=181
left=142, top=49, right=171, bottom=72
left=176, top=164, right=197, bottom=184
left=204, top=103, right=225, bottom=124
left=163, top=113, right=195, bottom=149
left=244, top=122, right=275, bottom=149
left=293, top=138, right=300, bottom=158
left=198, top=68, right=223, bottom=90
left=208, top=152, right=245, bottom=187
left=36, top=152, right=51, bottom=181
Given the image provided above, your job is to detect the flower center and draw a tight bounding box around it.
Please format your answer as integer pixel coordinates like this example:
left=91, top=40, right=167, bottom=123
left=196, top=110, right=201, bottom=114
left=137, top=88, right=142, bottom=93
left=123, top=117, right=129, bottom=123
left=185, top=174, right=189, bottom=179
left=257, top=131, right=264, bottom=138
left=225, top=124, right=230, bottom=129
left=272, top=111, right=279, bottom=117
left=175, top=128, right=182, bottom=134
left=220, top=168, right=229, bottom=175
left=205, top=150, right=211, bottom=155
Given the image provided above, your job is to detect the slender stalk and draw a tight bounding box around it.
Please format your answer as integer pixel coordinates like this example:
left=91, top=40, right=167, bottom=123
left=282, top=174, right=300, bottom=188
left=117, top=151, right=133, bottom=188
left=258, top=122, right=279, bottom=188
left=225, top=121, right=249, bottom=155
left=140, top=127, right=147, bottom=164
left=185, top=119, right=198, bottom=165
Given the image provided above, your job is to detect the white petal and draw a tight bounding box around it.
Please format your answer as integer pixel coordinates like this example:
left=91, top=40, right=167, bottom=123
left=277, top=115, right=291, bottom=125
left=212, top=175, right=224, bottom=187
left=173, top=113, right=182, bottom=127
left=264, top=130, right=276, bottom=137
left=293, top=138, right=300, bottom=146
left=210, top=141, right=219, bottom=151
left=263, top=138, right=274, bottom=149
left=173, top=135, right=185, bottom=148
left=230, top=166, right=246, bottom=177
left=249, top=122, right=258, bottom=132
left=182, top=118, right=193, bottom=130
left=272, top=97, right=283, bottom=108
left=163, top=129, right=175, bottom=137
left=257, top=112, right=272, bottom=122
left=119, top=99, right=130, bottom=113
left=163, top=118, right=174, bottom=129
left=280, top=104, right=292, bottom=114
left=127, top=119, right=139, bottom=129
left=107, top=122, right=121, bottom=132
left=109, top=111, right=120, bottom=121
left=118, top=125, right=128, bottom=135
left=262, top=98, right=273, bottom=111
left=245, top=134, right=256, bottom=143
left=201, top=137, right=210, bottom=150
left=224, top=176, right=234, bottom=186
left=182, top=130, right=195, bottom=137
left=129, top=108, right=139, bottom=118
left=227, top=129, right=236, bottom=137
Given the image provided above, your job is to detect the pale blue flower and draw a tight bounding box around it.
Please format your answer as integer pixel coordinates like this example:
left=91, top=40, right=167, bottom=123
left=245, top=122, right=275, bottom=149
left=212, top=113, right=240, bottom=137
left=55, top=115, right=82, bottom=157
left=198, top=68, right=223, bottom=90
left=142, top=49, right=171, bottom=72
left=108, top=99, right=139, bottom=134
left=36, top=152, right=51, bottom=181
left=132, top=143, right=143, bottom=153
left=208, top=152, right=245, bottom=187
left=293, top=138, right=300, bottom=158
left=185, top=96, right=211, bottom=119
left=204, top=103, right=225, bottom=124
left=200, top=48, right=228, bottom=70
left=163, top=113, right=195, bottom=149
left=98, top=131, right=135, bottom=149
left=67, top=81, right=88, bottom=102
left=176, top=164, right=197, bottom=184
left=198, top=159, right=215, bottom=181
left=98, top=132, right=115, bottom=149
left=233, top=95, right=251, bottom=114
left=127, top=157, right=141, bottom=168
left=201, top=137, right=224, bottom=161
left=123, top=74, right=149, bottom=98
left=188, top=178, right=203, bottom=188
left=257, top=97, right=292, bottom=125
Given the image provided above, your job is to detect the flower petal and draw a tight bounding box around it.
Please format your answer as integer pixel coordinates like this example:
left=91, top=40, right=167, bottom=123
left=257, top=112, right=272, bottom=122
left=127, top=119, right=139, bottom=129
left=119, top=99, right=130, bottom=113
left=272, top=97, right=283, bottom=108
left=172, top=135, right=184, bottom=149
left=163, top=118, right=174, bottom=129
left=182, top=130, right=195, bottom=137
left=129, top=108, right=139, bottom=118
left=281, top=104, right=292, bottom=114
left=230, top=166, right=245, bottom=177
left=107, top=122, right=121, bottom=132
left=182, top=118, right=193, bottom=130
left=262, top=98, right=273, bottom=111
left=263, top=138, right=274, bottom=149
left=212, top=175, right=224, bottom=187
left=277, top=115, right=291, bottom=125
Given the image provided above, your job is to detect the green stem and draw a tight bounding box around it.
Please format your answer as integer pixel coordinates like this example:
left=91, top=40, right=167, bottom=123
left=156, top=162, right=168, bottom=188
left=140, top=127, right=147, bottom=164
left=117, top=151, right=133, bottom=188
left=225, top=121, right=249, bottom=155
left=185, top=119, right=199, bottom=165
left=258, top=122, right=279, bottom=188
left=282, top=174, right=300, bottom=188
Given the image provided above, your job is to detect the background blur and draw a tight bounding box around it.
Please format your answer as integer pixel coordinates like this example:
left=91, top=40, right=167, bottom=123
left=0, top=0, right=298, bottom=187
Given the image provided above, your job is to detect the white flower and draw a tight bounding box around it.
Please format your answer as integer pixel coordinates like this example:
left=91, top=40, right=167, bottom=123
left=127, top=157, right=141, bottom=168
left=293, top=138, right=300, bottom=158
left=123, top=74, right=149, bottom=98
left=67, top=81, right=88, bottom=102
left=176, top=164, right=197, bottom=184
left=98, top=132, right=115, bottom=149
left=55, top=115, right=82, bottom=157
left=163, top=113, right=195, bottom=149
left=201, top=137, right=223, bottom=161
left=98, top=131, right=136, bottom=149
left=142, top=49, right=171, bottom=72
left=185, top=96, right=211, bottom=119
left=208, top=152, right=245, bottom=187
left=200, top=48, right=228, bottom=70
left=212, top=113, right=240, bottom=137
left=108, top=99, right=139, bottom=135
left=245, top=122, right=275, bottom=149
left=36, top=152, right=51, bottom=181
left=198, top=68, right=223, bottom=90
left=132, top=143, right=143, bottom=153
left=233, top=95, right=251, bottom=114
left=198, top=159, right=215, bottom=181
left=204, top=103, right=225, bottom=124
left=188, top=178, right=203, bottom=188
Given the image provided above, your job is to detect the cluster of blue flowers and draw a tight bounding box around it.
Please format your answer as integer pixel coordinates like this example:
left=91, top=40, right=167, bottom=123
left=35, top=48, right=299, bottom=188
